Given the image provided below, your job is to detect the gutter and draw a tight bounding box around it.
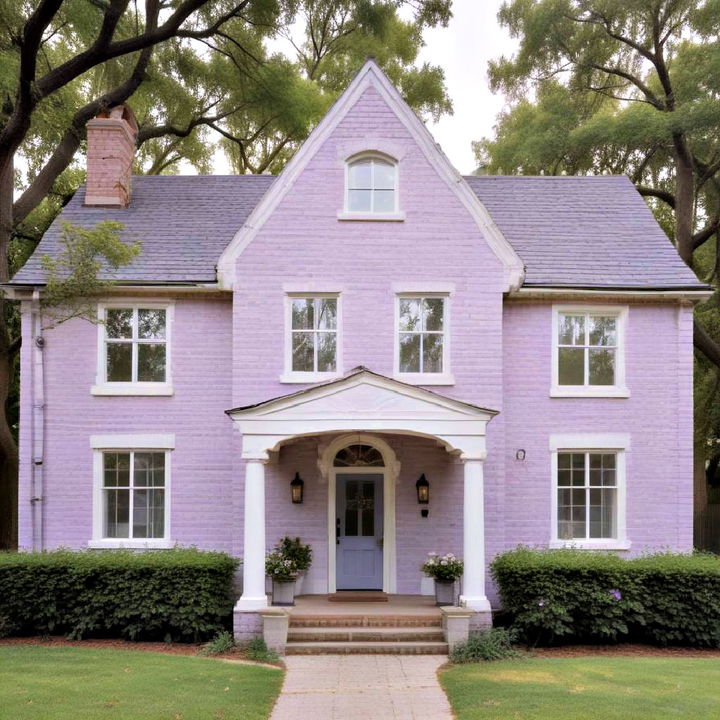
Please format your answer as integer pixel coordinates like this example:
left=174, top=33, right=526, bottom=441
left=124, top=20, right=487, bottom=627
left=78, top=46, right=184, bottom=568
left=510, top=285, right=715, bottom=302
left=30, top=290, right=45, bottom=550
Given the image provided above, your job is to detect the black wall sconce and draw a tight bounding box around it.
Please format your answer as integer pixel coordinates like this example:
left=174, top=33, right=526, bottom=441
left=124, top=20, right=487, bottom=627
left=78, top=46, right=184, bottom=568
left=290, top=472, right=304, bottom=504
left=516, top=449, right=526, bottom=461
left=416, top=474, right=429, bottom=516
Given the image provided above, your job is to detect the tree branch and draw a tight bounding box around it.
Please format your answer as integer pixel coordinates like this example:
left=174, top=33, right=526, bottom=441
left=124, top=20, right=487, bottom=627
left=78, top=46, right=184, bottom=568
left=692, top=219, right=720, bottom=250
left=695, top=320, right=720, bottom=368
left=636, top=185, right=676, bottom=208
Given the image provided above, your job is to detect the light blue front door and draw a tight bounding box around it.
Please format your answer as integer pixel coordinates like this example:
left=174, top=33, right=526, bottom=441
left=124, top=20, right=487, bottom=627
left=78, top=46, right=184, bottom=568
left=336, top=473, right=384, bottom=590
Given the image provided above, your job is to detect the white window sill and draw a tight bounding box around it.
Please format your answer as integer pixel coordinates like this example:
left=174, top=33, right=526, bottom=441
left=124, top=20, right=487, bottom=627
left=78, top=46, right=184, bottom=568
left=337, top=211, right=405, bottom=222
left=92, top=383, right=174, bottom=397
left=550, top=386, right=630, bottom=399
left=549, top=539, right=631, bottom=551
left=394, top=372, right=455, bottom=386
left=88, top=539, right=174, bottom=549
left=280, top=372, right=343, bottom=384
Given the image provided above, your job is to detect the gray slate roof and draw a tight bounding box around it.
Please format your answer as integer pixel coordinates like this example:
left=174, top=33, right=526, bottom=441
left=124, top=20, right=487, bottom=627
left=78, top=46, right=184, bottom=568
left=11, top=173, right=704, bottom=289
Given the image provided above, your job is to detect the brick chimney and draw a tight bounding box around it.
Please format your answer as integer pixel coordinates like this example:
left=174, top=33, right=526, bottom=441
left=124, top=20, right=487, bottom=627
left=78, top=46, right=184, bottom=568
left=84, top=104, right=138, bottom=207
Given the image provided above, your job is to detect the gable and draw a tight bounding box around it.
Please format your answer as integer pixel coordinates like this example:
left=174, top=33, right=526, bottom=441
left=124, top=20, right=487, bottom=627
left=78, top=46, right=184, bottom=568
left=216, top=60, right=524, bottom=292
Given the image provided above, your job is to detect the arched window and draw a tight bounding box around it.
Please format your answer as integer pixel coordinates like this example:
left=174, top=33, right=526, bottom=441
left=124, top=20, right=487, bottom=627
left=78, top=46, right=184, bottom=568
left=333, top=444, right=385, bottom=467
left=346, top=155, right=397, bottom=213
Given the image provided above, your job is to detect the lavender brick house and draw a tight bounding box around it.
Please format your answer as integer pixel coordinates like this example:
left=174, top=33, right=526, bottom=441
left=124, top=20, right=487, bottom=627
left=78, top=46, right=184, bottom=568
left=7, top=61, right=710, bottom=634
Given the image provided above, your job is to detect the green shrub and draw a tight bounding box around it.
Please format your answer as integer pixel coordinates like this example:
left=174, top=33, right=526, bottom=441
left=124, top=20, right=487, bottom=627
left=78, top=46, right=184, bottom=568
left=491, top=547, right=720, bottom=647
left=450, top=627, right=523, bottom=663
left=245, top=637, right=278, bottom=663
left=201, top=630, right=236, bottom=655
left=0, top=548, right=239, bottom=642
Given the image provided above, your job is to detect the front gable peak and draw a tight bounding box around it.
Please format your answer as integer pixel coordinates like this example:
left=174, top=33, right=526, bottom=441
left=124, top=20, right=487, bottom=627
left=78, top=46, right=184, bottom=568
left=217, top=59, right=524, bottom=291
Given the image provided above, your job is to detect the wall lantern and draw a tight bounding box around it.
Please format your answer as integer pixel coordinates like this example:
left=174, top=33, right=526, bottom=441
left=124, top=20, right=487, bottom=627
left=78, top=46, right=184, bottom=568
left=290, top=472, right=304, bottom=504
left=416, top=474, right=430, bottom=504
left=516, top=449, right=526, bottom=461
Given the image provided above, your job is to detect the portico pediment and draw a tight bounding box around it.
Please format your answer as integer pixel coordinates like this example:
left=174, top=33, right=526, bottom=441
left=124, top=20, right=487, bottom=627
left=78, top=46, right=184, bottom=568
left=226, top=367, right=497, bottom=460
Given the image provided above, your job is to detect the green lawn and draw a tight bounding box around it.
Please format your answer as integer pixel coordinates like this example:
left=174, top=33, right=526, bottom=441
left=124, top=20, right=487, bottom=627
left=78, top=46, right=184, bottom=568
left=0, top=646, right=283, bottom=719
left=440, top=656, right=720, bottom=720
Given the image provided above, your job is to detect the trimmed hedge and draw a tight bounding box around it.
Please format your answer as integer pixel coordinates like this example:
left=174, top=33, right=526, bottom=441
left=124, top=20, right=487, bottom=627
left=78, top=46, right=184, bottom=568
left=0, top=548, right=239, bottom=641
left=491, top=547, right=720, bottom=647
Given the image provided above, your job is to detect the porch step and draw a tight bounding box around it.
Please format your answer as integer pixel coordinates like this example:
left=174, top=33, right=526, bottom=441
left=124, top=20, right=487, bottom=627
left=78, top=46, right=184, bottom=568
left=327, top=591, right=388, bottom=602
left=289, top=614, right=442, bottom=628
left=287, top=626, right=445, bottom=643
left=285, top=640, right=449, bottom=655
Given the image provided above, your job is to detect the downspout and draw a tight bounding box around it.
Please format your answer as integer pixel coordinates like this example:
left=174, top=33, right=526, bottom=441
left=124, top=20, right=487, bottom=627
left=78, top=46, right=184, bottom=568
left=30, top=289, right=45, bottom=550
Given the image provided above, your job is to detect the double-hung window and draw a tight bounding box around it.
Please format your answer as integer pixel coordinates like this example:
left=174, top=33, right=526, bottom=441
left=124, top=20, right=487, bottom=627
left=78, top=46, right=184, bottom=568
left=284, top=296, right=340, bottom=381
left=395, top=295, right=451, bottom=383
left=552, top=305, right=628, bottom=397
left=94, top=304, right=173, bottom=395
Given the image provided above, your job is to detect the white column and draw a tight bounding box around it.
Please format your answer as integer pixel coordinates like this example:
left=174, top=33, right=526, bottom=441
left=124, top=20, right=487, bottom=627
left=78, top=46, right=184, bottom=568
left=460, top=458, right=491, bottom=612
left=235, top=459, right=268, bottom=611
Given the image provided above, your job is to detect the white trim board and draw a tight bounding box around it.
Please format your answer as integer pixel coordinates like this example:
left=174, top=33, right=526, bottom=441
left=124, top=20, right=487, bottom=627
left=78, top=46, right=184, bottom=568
left=216, top=59, right=524, bottom=292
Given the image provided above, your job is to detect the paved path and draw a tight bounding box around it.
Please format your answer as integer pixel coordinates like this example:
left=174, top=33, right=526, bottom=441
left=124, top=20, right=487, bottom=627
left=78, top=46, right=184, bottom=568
left=270, top=655, right=452, bottom=720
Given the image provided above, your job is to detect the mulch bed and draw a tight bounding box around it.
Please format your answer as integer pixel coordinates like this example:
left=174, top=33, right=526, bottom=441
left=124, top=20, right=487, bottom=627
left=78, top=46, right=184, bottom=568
left=532, top=643, right=720, bottom=658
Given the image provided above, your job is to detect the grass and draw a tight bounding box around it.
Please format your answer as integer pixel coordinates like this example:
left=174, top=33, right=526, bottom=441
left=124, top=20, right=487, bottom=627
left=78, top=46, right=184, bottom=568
left=440, top=656, right=720, bottom=720
left=0, top=646, right=283, bottom=720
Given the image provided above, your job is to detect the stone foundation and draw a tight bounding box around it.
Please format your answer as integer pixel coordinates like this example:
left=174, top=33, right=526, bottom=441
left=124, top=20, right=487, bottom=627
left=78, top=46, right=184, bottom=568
left=233, top=611, right=263, bottom=642
left=468, top=610, right=493, bottom=632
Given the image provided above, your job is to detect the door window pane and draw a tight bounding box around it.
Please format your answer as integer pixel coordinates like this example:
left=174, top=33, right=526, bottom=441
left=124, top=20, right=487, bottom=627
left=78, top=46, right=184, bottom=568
left=361, top=482, right=375, bottom=536
left=344, top=481, right=359, bottom=536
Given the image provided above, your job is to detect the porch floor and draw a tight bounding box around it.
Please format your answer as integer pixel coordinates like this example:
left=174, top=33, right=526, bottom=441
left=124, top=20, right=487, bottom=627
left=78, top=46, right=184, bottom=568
left=288, top=594, right=441, bottom=617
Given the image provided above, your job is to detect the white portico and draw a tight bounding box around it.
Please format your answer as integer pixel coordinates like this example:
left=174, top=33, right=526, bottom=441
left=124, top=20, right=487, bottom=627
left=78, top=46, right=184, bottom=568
left=227, top=367, right=497, bottom=614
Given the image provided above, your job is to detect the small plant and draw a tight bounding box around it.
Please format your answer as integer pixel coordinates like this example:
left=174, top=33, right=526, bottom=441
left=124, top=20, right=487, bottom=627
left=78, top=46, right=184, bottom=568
left=450, top=627, right=523, bottom=664
left=200, top=630, right=236, bottom=656
left=421, top=552, right=464, bottom=582
left=278, top=537, right=313, bottom=573
left=265, top=537, right=312, bottom=582
left=246, top=637, right=279, bottom=662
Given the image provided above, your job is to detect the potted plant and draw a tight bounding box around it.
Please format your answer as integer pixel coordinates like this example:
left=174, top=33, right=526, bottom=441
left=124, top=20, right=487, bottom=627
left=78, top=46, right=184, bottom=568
left=278, top=536, right=313, bottom=595
left=265, top=537, right=312, bottom=606
left=421, top=552, right=464, bottom=606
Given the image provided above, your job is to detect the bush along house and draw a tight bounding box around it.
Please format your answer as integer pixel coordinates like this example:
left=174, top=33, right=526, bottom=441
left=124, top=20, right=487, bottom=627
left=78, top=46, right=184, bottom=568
left=6, top=61, right=711, bottom=653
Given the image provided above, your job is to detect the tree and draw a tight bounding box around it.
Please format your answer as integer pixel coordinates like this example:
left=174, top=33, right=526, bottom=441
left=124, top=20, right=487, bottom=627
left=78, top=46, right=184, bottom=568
left=0, top=0, right=452, bottom=549
left=475, top=0, right=720, bottom=533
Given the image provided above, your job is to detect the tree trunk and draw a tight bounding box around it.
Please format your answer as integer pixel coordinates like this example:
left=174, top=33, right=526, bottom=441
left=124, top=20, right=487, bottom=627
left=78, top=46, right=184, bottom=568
left=673, top=135, right=696, bottom=266
left=0, top=155, right=18, bottom=550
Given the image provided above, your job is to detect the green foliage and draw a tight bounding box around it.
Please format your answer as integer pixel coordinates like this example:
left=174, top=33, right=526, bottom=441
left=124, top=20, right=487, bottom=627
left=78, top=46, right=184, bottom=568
left=492, top=547, right=720, bottom=647
left=421, top=552, right=464, bottom=581
left=40, top=221, right=140, bottom=327
left=265, top=536, right=312, bottom=582
left=277, top=536, right=313, bottom=573
left=201, top=630, right=236, bottom=656
left=449, top=627, right=523, bottom=664
left=0, top=548, right=239, bottom=642
left=245, top=636, right=279, bottom=663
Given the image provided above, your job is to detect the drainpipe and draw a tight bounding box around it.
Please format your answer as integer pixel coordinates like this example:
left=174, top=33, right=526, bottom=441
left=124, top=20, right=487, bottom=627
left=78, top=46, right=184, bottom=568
left=30, top=289, right=45, bottom=550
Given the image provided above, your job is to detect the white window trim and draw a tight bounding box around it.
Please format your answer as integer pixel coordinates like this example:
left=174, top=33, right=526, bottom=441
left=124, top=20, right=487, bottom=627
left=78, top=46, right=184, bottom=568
left=92, top=301, right=174, bottom=396
left=338, top=152, right=404, bottom=222
left=393, top=293, right=454, bottom=386
left=281, top=293, right=343, bottom=383
left=551, top=304, right=629, bottom=398
left=90, top=433, right=174, bottom=549
left=549, top=433, right=630, bottom=551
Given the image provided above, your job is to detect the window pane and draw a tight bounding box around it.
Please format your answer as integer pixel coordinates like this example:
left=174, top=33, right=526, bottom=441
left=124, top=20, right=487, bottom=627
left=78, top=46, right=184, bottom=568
left=317, top=299, right=337, bottom=330
left=137, top=344, right=166, bottom=382
left=134, top=453, right=165, bottom=488
left=132, top=488, right=165, bottom=539
left=106, top=309, right=133, bottom=339
left=589, top=316, right=616, bottom=347
left=361, top=482, right=375, bottom=536
left=104, top=452, right=130, bottom=487
left=589, top=348, right=615, bottom=385
left=291, top=299, right=313, bottom=330
left=374, top=160, right=395, bottom=189
left=423, top=298, right=444, bottom=331
left=345, top=481, right=359, bottom=536
left=138, top=309, right=166, bottom=340
left=571, top=453, right=585, bottom=486
left=399, top=333, right=420, bottom=373
left=107, top=342, right=132, bottom=382
left=558, top=314, right=585, bottom=346
left=373, top=189, right=395, bottom=212
left=558, top=347, right=585, bottom=385
left=558, top=453, right=571, bottom=470
left=105, top=488, right=129, bottom=538
left=423, top=333, right=443, bottom=373
left=348, top=189, right=372, bottom=211
left=399, top=298, right=421, bottom=331
left=558, top=488, right=586, bottom=540
left=317, top=332, right=336, bottom=372
left=292, top=332, right=314, bottom=372
left=590, top=488, right=616, bottom=538
left=348, top=160, right=372, bottom=189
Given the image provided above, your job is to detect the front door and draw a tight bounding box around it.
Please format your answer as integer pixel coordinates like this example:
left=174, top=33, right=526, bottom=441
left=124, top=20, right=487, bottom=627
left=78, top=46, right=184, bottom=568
left=335, top=473, right=383, bottom=590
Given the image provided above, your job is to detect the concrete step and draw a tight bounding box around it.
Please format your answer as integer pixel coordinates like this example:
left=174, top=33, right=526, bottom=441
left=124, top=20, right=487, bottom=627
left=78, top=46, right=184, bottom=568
left=285, top=640, right=449, bottom=655
left=289, top=614, right=442, bottom=628
left=287, top=626, right=445, bottom=643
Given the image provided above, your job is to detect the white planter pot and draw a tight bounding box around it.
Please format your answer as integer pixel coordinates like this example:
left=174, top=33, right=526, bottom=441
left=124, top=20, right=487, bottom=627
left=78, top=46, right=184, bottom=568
left=272, top=580, right=296, bottom=606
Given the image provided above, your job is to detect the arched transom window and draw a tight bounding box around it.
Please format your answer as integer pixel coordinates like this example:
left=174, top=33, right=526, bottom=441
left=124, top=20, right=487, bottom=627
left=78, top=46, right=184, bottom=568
left=346, top=156, right=397, bottom=213
left=333, top=444, right=385, bottom=467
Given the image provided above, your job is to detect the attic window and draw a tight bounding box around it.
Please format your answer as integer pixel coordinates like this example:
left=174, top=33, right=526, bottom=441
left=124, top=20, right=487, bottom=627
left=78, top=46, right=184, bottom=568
left=344, top=155, right=399, bottom=216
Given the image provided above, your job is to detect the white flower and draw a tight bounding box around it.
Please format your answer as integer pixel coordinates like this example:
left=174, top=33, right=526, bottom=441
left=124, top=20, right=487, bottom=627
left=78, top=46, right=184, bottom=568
left=440, top=560, right=448, bottom=566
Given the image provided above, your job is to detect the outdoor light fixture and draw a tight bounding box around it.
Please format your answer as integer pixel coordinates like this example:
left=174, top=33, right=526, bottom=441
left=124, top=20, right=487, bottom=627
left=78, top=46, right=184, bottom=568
left=516, top=449, right=526, bottom=461
left=416, top=474, right=430, bottom=504
left=290, top=472, right=304, bottom=504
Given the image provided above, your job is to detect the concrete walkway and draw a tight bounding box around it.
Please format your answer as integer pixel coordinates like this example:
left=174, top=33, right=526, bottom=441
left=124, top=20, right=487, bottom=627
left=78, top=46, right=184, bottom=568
left=270, top=655, right=452, bottom=720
